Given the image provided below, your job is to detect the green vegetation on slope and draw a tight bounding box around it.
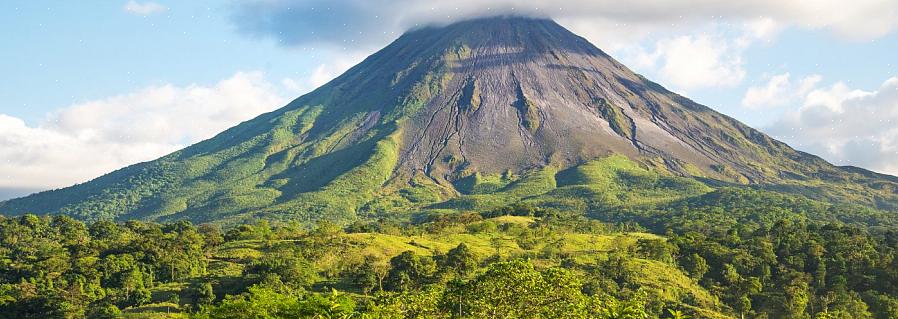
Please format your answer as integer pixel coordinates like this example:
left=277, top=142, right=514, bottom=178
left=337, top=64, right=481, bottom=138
left=434, top=165, right=557, bottom=211
left=260, top=128, right=404, bottom=224
left=0, top=31, right=468, bottom=224
left=432, top=155, right=711, bottom=215
left=0, top=213, right=727, bottom=318
left=4, top=197, right=898, bottom=319
left=594, top=97, right=635, bottom=141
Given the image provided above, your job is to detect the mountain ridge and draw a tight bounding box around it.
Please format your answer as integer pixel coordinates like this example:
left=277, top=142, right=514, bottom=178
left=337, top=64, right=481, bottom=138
left=3, top=16, right=897, bottom=223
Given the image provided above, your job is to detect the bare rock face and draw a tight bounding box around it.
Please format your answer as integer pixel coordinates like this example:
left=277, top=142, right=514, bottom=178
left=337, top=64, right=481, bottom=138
left=386, top=17, right=806, bottom=184
left=3, top=16, right=897, bottom=223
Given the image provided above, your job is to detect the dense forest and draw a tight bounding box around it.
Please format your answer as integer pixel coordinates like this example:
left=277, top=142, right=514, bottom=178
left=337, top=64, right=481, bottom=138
left=2, top=188, right=898, bottom=318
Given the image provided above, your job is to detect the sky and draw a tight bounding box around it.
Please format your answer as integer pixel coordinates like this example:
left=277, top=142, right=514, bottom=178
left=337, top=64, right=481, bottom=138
left=1, top=0, right=897, bottom=200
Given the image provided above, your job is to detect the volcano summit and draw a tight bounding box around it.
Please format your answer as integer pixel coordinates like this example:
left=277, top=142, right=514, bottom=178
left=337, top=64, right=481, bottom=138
left=3, top=16, right=897, bottom=224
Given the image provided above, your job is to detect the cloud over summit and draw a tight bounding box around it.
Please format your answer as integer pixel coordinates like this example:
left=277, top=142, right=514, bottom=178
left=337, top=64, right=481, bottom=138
left=231, top=0, right=898, bottom=49
left=124, top=1, right=167, bottom=15
left=231, top=0, right=898, bottom=93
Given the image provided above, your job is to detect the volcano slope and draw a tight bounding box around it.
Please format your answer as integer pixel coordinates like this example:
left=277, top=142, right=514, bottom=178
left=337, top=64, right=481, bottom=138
left=2, top=16, right=897, bottom=225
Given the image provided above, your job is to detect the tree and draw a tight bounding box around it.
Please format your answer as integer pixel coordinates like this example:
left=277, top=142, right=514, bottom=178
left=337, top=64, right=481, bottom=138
left=384, top=251, right=436, bottom=292
left=194, top=282, right=215, bottom=309
left=444, top=260, right=587, bottom=318
left=150, top=221, right=207, bottom=282
left=350, top=255, right=389, bottom=295
left=129, top=288, right=152, bottom=308
left=735, top=295, right=751, bottom=319
left=50, top=216, right=89, bottom=248
left=245, top=247, right=319, bottom=291
left=588, top=293, right=649, bottom=319
left=784, top=274, right=811, bottom=319
left=681, top=253, right=708, bottom=281
left=636, top=239, right=677, bottom=263
left=198, top=286, right=298, bottom=319
left=665, top=309, right=690, bottom=319
left=292, top=289, right=356, bottom=318
left=86, top=303, right=122, bottom=319
left=198, top=224, right=225, bottom=252
left=364, top=286, right=446, bottom=318
left=440, top=243, right=478, bottom=276
left=196, top=287, right=357, bottom=319
left=825, top=291, right=873, bottom=319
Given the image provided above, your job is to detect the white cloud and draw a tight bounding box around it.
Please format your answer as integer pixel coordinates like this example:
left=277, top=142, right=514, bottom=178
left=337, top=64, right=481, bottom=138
left=124, top=1, right=167, bottom=15
left=308, top=58, right=358, bottom=88
left=648, top=34, right=746, bottom=90
left=766, top=77, right=898, bottom=176
left=227, top=0, right=897, bottom=95
left=621, top=18, right=783, bottom=91
left=281, top=54, right=363, bottom=94
left=742, top=73, right=822, bottom=108
left=281, top=77, right=305, bottom=93
left=741, top=17, right=783, bottom=43
left=232, top=0, right=898, bottom=93
left=743, top=73, right=793, bottom=108
left=233, top=0, right=898, bottom=49
left=0, top=72, right=286, bottom=191
left=802, top=82, right=872, bottom=112
left=309, top=64, right=339, bottom=88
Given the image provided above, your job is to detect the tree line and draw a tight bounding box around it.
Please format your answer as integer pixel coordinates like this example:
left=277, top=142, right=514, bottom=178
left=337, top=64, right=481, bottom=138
left=1, top=190, right=898, bottom=318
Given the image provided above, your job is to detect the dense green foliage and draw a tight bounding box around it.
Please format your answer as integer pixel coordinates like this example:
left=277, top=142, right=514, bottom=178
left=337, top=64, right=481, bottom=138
left=0, top=215, right=208, bottom=318
left=2, top=152, right=898, bottom=318
left=2, top=199, right=898, bottom=318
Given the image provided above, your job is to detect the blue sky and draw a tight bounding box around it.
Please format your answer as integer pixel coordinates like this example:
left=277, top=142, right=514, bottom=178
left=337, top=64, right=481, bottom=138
left=2, top=1, right=334, bottom=124
left=2, top=0, right=898, bottom=199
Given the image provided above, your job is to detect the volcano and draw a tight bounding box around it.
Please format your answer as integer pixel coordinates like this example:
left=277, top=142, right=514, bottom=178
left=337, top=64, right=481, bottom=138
left=3, top=16, right=897, bottom=224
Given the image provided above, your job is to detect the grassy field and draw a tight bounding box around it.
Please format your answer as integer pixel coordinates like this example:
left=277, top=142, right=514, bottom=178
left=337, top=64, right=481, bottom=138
left=107, top=215, right=725, bottom=318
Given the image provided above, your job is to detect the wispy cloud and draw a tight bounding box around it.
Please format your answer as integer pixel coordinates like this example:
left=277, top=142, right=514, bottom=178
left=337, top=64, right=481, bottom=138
left=766, top=77, right=898, bottom=175
left=280, top=53, right=364, bottom=94
left=0, top=72, right=286, bottom=192
left=230, top=0, right=898, bottom=49
left=124, top=1, right=167, bottom=15
left=230, top=0, right=897, bottom=93
left=742, top=73, right=822, bottom=109
left=626, top=32, right=746, bottom=90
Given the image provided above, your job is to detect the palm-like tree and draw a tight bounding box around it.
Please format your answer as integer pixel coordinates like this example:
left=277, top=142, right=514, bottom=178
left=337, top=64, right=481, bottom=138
left=666, top=309, right=690, bottom=319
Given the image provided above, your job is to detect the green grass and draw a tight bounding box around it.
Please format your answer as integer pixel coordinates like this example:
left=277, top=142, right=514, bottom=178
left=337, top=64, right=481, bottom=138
left=434, top=155, right=711, bottom=214
left=196, top=218, right=729, bottom=317
left=101, top=211, right=727, bottom=318
left=268, top=127, right=404, bottom=222
left=548, top=155, right=712, bottom=208
left=620, top=258, right=721, bottom=309
left=453, top=172, right=515, bottom=195
left=434, top=166, right=557, bottom=210
left=123, top=303, right=188, bottom=319
left=488, top=215, right=536, bottom=226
